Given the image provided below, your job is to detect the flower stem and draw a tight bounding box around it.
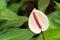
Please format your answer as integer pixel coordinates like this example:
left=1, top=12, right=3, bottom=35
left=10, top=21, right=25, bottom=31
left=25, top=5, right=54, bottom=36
left=41, top=31, right=45, bottom=40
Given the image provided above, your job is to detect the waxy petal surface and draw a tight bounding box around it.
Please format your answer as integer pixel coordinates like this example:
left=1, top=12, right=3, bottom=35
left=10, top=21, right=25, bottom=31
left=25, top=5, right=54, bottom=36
left=28, top=8, right=49, bottom=34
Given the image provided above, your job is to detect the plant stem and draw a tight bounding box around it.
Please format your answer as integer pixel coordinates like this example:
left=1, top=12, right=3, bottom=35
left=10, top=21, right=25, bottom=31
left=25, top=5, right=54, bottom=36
left=41, top=31, right=45, bottom=40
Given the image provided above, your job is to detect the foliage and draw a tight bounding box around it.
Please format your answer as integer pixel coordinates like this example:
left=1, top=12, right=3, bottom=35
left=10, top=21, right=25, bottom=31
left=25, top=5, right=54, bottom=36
left=38, top=0, right=50, bottom=12
left=0, top=28, right=34, bottom=40
left=37, top=28, right=60, bottom=40
left=0, top=0, right=60, bottom=40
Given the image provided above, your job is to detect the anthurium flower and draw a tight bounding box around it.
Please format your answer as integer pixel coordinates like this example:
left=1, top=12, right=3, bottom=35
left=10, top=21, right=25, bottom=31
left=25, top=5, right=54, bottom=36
left=28, top=8, right=49, bottom=34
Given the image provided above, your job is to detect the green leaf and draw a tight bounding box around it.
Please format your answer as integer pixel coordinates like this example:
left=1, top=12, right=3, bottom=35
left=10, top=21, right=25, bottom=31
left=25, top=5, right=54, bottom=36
left=37, top=29, right=60, bottom=40
left=55, top=1, right=60, bottom=8
left=8, top=3, right=22, bottom=13
left=0, top=9, right=28, bottom=30
left=38, top=0, right=50, bottom=12
left=0, top=16, right=28, bottom=30
left=0, top=28, right=34, bottom=40
left=0, top=9, right=19, bottom=20
left=20, top=4, right=27, bottom=11
left=30, top=38, right=37, bottom=40
left=0, top=0, right=6, bottom=11
left=8, top=0, right=27, bottom=13
left=48, top=10, right=60, bottom=29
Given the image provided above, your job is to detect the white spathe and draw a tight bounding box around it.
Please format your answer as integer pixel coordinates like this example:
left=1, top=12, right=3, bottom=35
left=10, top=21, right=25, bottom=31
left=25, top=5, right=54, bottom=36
left=28, top=8, right=49, bottom=34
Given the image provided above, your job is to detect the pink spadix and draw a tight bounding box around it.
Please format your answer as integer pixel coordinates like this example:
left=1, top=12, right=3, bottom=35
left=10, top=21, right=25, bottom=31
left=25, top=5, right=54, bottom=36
left=33, top=12, right=42, bottom=29
left=28, top=8, right=49, bottom=34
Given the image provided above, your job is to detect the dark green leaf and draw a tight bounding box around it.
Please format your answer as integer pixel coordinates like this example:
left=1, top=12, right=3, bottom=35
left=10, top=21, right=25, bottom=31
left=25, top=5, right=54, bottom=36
left=38, top=0, right=50, bottom=12
left=8, top=0, right=28, bottom=12
left=8, top=3, right=22, bottom=13
left=55, top=1, right=60, bottom=8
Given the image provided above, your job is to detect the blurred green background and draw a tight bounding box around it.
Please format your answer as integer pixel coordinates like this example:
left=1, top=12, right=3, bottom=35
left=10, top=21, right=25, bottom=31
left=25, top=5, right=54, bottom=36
left=0, top=0, right=60, bottom=40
